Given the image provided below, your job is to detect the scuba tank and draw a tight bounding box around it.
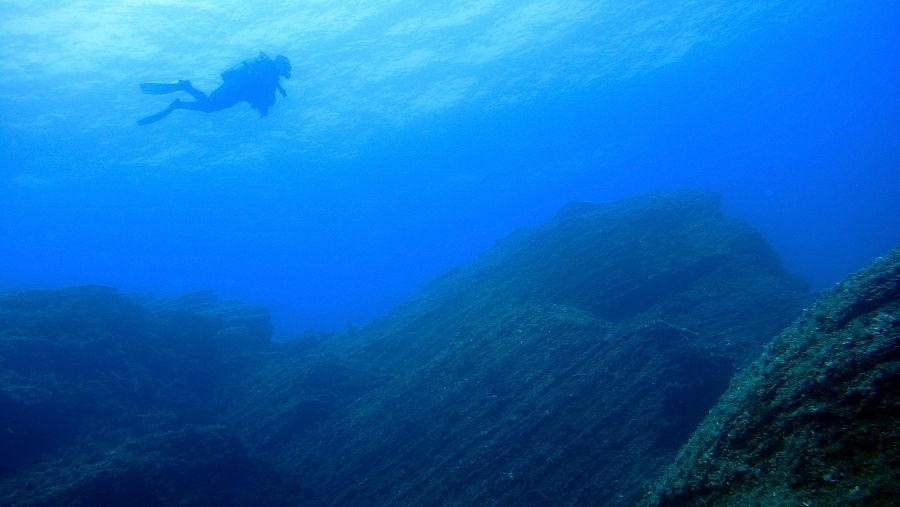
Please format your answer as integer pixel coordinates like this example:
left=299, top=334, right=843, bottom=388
left=221, top=52, right=272, bottom=84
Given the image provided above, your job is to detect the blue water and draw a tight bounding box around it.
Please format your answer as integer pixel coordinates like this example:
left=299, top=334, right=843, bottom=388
left=1, top=2, right=898, bottom=337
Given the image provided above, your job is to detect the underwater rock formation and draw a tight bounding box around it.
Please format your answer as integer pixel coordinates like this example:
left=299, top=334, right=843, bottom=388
left=221, top=191, right=809, bottom=506
left=0, top=286, right=285, bottom=506
left=643, top=248, right=900, bottom=506
left=0, top=191, right=822, bottom=506
left=2, top=424, right=289, bottom=507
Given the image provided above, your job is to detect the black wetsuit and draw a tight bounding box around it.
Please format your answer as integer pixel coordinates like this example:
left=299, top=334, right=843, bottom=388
left=138, top=53, right=290, bottom=125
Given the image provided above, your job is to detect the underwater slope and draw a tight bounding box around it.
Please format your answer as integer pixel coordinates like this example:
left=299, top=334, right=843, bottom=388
left=643, top=248, right=900, bottom=506
left=226, top=191, right=809, bottom=506
left=0, top=191, right=815, bottom=506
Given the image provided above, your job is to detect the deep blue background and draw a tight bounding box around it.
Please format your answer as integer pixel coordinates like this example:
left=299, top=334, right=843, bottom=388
left=1, top=3, right=898, bottom=337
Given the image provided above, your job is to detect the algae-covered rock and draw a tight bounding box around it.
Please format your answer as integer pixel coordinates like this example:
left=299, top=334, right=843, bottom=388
left=643, top=248, right=900, bottom=506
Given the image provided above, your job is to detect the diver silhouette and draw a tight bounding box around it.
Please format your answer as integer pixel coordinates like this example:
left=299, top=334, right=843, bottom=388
left=137, top=52, right=291, bottom=125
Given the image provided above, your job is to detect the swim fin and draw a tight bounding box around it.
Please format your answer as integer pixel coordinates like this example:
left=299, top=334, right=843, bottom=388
left=137, top=105, right=175, bottom=125
left=139, top=82, right=186, bottom=95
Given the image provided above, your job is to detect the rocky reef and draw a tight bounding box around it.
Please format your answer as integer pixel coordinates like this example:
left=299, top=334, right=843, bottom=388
left=6, top=190, right=881, bottom=506
left=643, top=248, right=900, bottom=506
left=230, top=191, right=808, bottom=506
left=0, top=287, right=287, bottom=506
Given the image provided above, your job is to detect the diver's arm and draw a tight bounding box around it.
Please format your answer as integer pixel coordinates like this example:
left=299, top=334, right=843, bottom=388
left=276, top=82, right=286, bottom=97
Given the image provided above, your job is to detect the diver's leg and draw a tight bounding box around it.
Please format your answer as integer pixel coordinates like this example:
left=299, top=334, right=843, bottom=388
left=199, top=86, right=243, bottom=112
left=170, top=98, right=219, bottom=113
left=178, top=81, right=209, bottom=102
left=172, top=83, right=240, bottom=113
left=137, top=97, right=207, bottom=124
left=138, top=85, right=242, bottom=122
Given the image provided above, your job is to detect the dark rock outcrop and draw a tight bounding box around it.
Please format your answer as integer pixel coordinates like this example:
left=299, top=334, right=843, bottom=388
left=0, top=287, right=288, bottom=506
left=223, top=191, right=809, bottom=506
left=0, top=191, right=816, bottom=506
left=643, top=248, right=900, bottom=506
left=1, top=425, right=289, bottom=507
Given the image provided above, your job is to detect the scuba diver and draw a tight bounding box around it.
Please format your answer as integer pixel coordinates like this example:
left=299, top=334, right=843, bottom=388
left=137, top=52, right=291, bottom=125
